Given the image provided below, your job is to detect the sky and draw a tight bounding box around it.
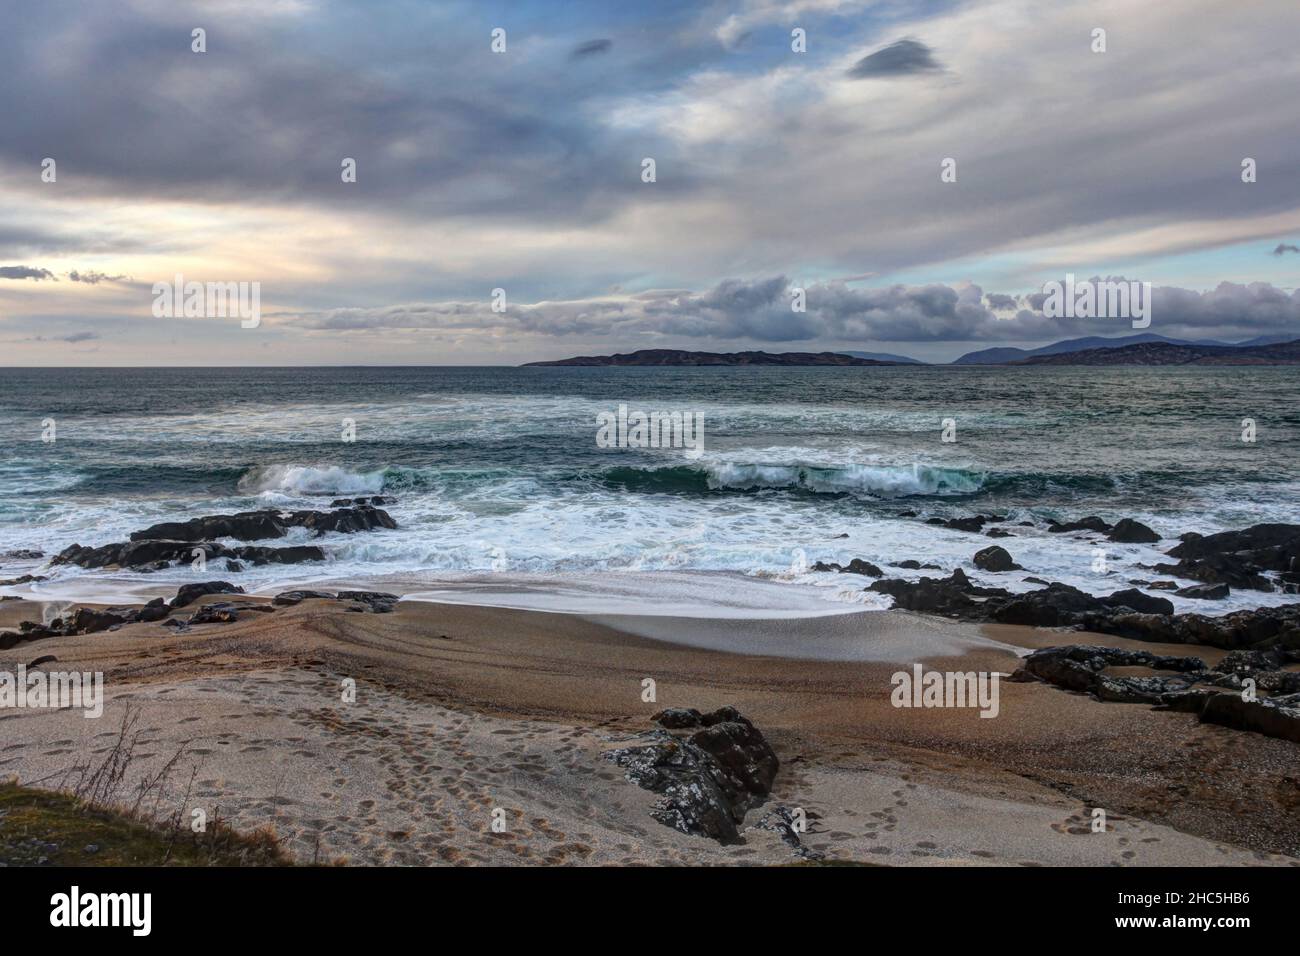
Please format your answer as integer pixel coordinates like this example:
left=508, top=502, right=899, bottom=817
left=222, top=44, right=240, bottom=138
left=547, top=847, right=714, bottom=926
left=1, top=0, right=1298, bottom=365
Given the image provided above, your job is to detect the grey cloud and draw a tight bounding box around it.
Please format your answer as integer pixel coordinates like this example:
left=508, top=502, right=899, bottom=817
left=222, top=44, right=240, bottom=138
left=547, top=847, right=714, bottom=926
left=570, top=39, right=613, bottom=59
left=62, top=331, right=99, bottom=342
left=985, top=293, right=1019, bottom=310
left=1274, top=243, right=1299, bottom=255
left=68, top=269, right=128, bottom=284
left=286, top=276, right=1300, bottom=346
left=0, top=265, right=56, bottom=281
left=848, top=39, right=941, bottom=78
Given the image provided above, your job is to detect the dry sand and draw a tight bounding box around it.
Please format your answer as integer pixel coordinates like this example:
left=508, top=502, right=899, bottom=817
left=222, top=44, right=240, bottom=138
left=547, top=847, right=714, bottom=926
left=1, top=596, right=1297, bottom=866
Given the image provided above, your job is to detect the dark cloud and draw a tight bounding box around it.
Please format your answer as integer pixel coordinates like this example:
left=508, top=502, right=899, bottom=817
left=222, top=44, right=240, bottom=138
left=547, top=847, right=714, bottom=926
left=61, top=331, right=99, bottom=343
left=286, top=276, right=1300, bottom=346
left=1273, top=243, right=1299, bottom=255
left=848, top=38, right=941, bottom=78
left=68, top=269, right=128, bottom=284
left=570, top=39, right=613, bottom=59
left=0, top=265, right=56, bottom=281
left=985, top=293, right=1018, bottom=310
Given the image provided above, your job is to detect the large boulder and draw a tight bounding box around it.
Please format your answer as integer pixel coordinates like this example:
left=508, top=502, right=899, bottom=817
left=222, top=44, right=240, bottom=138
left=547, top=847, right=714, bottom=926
left=171, top=581, right=245, bottom=609
left=972, top=545, right=1021, bottom=572
left=1103, top=588, right=1174, bottom=615
left=1108, top=518, right=1160, bottom=543
left=604, top=706, right=778, bottom=844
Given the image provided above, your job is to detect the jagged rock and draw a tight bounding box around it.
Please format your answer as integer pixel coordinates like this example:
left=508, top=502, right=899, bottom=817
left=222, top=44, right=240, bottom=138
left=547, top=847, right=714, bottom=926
left=1103, top=588, right=1174, bottom=615
left=811, top=558, right=883, bottom=577
left=1217, top=648, right=1286, bottom=673
left=991, top=583, right=1108, bottom=627
left=652, top=708, right=704, bottom=728
left=1107, top=518, right=1160, bottom=543
left=604, top=706, right=778, bottom=844
left=973, top=545, right=1021, bottom=572
left=337, top=590, right=398, bottom=613
left=137, top=598, right=170, bottom=622
left=1175, top=582, right=1230, bottom=600
left=189, top=603, right=241, bottom=625
left=66, top=606, right=141, bottom=635
left=129, top=505, right=395, bottom=542
left=1048, top=516, right=1112, bottom=534
left=52, top=540, right=328, bottom=571
left=272, top=589, right=337, bottom=606
left=330, top=496, right=390, bottom=507
left=751, top=806, right=824, bottom=861
left=171, top=581, right=245, bottom=609
left=1156, top=523, right=1300, bottom=592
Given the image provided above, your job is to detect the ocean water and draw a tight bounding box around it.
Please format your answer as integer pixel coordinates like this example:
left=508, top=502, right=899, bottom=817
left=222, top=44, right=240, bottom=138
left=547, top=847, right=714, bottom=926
left=0, top=366, right=1297, bottom=616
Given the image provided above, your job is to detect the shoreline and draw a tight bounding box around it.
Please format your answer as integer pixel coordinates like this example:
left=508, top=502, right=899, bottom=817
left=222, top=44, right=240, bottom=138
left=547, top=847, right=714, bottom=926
left=2, top=594, right=1297, bottom=865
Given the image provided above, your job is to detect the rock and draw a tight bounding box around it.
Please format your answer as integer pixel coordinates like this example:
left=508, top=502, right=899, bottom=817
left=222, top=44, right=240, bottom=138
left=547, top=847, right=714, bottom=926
left=171, top=581, right=245, bottom=609
left=1198, top=692, right=1300, bottom=744
left=751, top=806, right=824, bottom=860
left=944, top=516, right=987, bottom=533
left=27, top=655, right=57, bottom=667
left=1, top=549, right=44, bottom=560
left=985, top=528, right=1013, bottom=538
left=1146, top=581, right=1179, bottom=590
left=972, top=545, right=1021, bottom=572
left=66, top=606, right=141, bottom=635
left=189, top=603, right=241, bottom=625
left=604, top=706, right=778, bottom=844
left=1216, top=648, right=1286, bottom=673
left=272, top=589, right=336, bottom=606
left=330, top=496, right=390, bottom=507
left=652, top=708, right=703, bottom=729
left=137, top=598, right=170, bottom=622
left=1158, top=523, right=1300, bottom=592
left=1103, top=588, right=1174, bottom=615
left=129, top=505, right=396, bottom=542
left=1108, top=518, right=1160, bottom=543
left=1175, top=583, right=1230, bottom=600
left=1048, top=516, right=1112, bottom=534
left=811, top=558, right=883, bottom=577
left=991, top=583, right=1109, bottom=627
left=336, top=590, right=398, bottom=613
left=0, top=574, right=47, bottom=586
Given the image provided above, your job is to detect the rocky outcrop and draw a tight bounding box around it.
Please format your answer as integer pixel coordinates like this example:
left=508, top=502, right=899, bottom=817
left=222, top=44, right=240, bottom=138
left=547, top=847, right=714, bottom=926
left=1176, top=582, right=1229, bottom=600
left=1011, top=642, right=1300, bottom=743
left=1048, top=516, right=1111, bottom=534
left=51, top=506, right=396, bottom=573
left=129, top=505, right=395, bottom=542
left=811, top=558, right=883, bottom=577
left=1154, top=523, right=1300, bottom=592
left=604, top=706, right=778, bottom=844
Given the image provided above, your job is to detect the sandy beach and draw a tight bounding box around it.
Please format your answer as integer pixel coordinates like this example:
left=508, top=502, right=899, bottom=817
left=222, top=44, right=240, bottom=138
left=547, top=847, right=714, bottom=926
left=2, top=594, right=1296, bottom=866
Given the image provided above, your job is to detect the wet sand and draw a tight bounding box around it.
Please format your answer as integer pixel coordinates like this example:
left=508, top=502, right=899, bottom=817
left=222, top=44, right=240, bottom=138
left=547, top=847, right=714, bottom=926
left=1, top=596, right=1297, bottom=865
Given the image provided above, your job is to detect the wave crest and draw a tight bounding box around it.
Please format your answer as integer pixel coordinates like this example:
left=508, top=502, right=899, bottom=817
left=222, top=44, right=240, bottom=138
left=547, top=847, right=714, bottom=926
left=237, top=464, right=385, bottom=496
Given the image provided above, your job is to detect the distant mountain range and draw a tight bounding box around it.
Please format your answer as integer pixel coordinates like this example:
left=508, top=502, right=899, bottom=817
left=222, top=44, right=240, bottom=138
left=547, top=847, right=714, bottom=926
left=523, top=349, right=903, bottom=366
left=523, top=335, right=1300, bottom=367
left=1015, top=338, right=1300, bottom=366
left=950, top=332, right=1298, bottom=365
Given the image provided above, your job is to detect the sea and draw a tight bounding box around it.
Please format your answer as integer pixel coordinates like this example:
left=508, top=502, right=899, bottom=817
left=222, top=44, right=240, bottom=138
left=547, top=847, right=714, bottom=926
left=1, top=365, right=1297, bottom=617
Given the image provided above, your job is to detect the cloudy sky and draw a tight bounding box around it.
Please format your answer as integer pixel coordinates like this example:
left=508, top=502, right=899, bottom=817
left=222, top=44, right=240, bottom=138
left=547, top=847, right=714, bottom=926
left=2, top=0, right=1298, bottom=365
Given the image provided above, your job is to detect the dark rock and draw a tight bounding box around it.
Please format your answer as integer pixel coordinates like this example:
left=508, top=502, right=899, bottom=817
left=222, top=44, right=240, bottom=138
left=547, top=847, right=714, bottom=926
left=1216, top=648, right=1286, bottom=674
left=1146, top=581, right=1179, bottom=590
left=752, top=806, right=823, bottom=860
left=129, top=505, right=396, bottom=543
left=1048, top=516, right=1112, bottom=534
left=27, top=655, right=57, bottom=667
left=189, top=603, right=240, bottom=625
left=272, top=589, right=336, bottom=606
left=1107, top=518, right=1160, bottom=543
left=812, top=558, right=884, bottom=577
left=1175, top=583, right=1230, bottom=600
left=991, top=583, right=1108, bottom=627
left=336, top=590, right=398, bottom=613
left=171, top=581, right=245, bottom=609
left=137, top=598, right=170, bottom=622
left=972, top=545, right=1021, bottom=572
left=66, top=606, right=140, bottom=635
left=1, top=549, right=44, bottom=560
left=604, top=707, right=778, bottom=844
left=652, top=708, right=703, bottom=729
left=985, top=528, right=1013, bottom=538
left=1198, top=693, right=1300, bottom=744
left=1103, top=588, right=1174, bottom=615
left=944, top=516, right=987, bottom=533
left=1158, top=523, right=1300, bottom=592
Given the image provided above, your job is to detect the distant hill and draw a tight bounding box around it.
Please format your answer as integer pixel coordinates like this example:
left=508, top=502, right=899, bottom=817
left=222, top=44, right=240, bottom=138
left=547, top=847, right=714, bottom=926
left=952, top=332, right=1222, bottom=365
left=838, top=349, right=925, bottom=364
left=1016, top=338, right=1300, bottom=366
left=523, top=349, right=905, bottom=367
